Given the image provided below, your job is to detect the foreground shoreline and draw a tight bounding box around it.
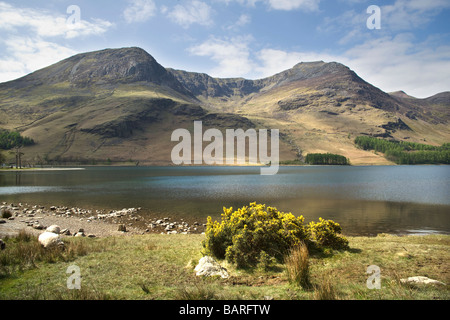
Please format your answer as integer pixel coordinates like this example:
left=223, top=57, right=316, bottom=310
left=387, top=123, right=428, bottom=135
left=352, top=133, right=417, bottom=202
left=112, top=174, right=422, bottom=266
left=0, top=202, right=206, bottom=239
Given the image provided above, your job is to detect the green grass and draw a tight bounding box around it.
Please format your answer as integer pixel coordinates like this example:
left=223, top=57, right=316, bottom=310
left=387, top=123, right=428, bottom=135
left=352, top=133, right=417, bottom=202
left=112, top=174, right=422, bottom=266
left=0, top=232, right=448, bottom=300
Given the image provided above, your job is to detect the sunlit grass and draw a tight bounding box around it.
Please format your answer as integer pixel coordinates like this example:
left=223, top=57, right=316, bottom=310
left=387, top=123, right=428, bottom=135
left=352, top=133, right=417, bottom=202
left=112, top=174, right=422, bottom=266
left=0, top=232, right=448, bottom=300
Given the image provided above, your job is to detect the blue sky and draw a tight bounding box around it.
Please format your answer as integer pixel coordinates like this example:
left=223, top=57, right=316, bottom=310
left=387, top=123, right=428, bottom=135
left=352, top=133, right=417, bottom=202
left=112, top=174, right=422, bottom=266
left=0, top=0, right=449, bottom=98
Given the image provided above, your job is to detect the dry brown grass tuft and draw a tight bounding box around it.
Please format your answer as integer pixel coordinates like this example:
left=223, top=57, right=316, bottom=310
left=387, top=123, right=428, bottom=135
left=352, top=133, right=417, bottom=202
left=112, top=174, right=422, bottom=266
left=285, top=242, right=312, bottom=290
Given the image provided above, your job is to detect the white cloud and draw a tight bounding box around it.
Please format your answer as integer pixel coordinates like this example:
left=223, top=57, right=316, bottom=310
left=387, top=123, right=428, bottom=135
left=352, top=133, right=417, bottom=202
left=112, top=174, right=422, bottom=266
left=0, top=37, right=77, bottom=83
left=0, top=2, right=113, bottom=39
left=124, top=0, right=157, bottom=23
left=321, top=0, right=450, bottom=40
left=167, top=1, right=214, bottom=28
left=255, top=49, right=303, bottom=77
left=188, top=36, right=255, bottom=77
left=215, top=0, right=320, bottom=11
left=380, top=0, right=450, bottom=31
left=225, top=14, right=251, bottom=30
left=0, top=2, right=113, bottom=83
left=267, top=0, right=320, bottom=11
left=235, top=14, right=252, bottom=27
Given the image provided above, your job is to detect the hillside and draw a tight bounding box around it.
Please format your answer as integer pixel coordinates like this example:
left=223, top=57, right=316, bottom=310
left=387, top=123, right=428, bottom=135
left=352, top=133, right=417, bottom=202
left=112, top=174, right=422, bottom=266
left=0, top=47, right=448, bottom=166
left=169, top=61, right=450, bottom=164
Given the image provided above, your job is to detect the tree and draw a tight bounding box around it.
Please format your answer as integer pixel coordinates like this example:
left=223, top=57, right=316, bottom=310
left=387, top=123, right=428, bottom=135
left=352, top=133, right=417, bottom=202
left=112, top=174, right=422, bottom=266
left=9, top=147, right=24, bottom=168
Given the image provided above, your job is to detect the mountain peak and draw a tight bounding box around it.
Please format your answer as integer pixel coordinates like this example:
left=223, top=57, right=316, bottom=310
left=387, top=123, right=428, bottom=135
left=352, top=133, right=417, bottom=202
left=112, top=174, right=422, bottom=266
left=5, top=47, right=177, bottom=88
left=389, top=90, right=416, bottom=99
left=1, top=47, right=195, bottom=99
left=62, top=47, right=168, bottom=86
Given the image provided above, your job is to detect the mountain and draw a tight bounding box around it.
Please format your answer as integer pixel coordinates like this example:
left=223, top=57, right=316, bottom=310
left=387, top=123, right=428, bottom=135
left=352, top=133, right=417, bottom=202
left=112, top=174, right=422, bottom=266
left=169, top=61, right=449, bottom=164
left=0, top=47, right=449, bottom=165
left=0, top=47, right=261, bottom=165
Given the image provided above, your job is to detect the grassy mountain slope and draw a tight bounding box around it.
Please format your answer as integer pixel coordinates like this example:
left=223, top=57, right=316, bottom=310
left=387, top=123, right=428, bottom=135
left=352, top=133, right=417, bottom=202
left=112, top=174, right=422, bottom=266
left=0, top=47, right=297, bottom=165
left=169, top=61, right=449, bottom=165
left=0, top=47, right=448, bottom=165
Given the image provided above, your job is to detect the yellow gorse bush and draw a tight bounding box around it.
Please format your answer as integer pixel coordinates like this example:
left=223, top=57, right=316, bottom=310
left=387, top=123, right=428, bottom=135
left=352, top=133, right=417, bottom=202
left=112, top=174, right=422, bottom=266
left=203, top=203, right=348, bottom=268
left=308, top=218, right=349, bottom=250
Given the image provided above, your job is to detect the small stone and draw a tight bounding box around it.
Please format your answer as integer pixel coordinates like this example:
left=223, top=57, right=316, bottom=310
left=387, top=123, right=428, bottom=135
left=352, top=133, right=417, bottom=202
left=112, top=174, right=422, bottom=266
left=165, top=225, right=175, bottom=231
left=118, top=224, right=127, bottom=232
left=400, top=276, right=446, bottom=286
left=194, top=256, right=229, bottom=279
left=33, top=222, right=45, bottom=230
left=61, top=229, right=71, bottom=236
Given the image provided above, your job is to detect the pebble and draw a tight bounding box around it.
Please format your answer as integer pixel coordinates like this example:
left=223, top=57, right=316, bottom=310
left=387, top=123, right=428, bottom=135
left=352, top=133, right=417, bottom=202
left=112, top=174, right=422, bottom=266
left=0, top=204, right=206, bottom=237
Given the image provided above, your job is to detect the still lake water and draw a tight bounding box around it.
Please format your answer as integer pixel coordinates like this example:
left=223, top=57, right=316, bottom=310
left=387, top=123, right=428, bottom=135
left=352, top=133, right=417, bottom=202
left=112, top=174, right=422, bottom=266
left=0, top=165, right=449, bottom=236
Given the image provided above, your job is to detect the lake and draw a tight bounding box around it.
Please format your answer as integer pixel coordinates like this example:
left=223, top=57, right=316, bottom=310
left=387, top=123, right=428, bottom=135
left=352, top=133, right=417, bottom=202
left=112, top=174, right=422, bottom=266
left=0, top=165, right=449, bottom=236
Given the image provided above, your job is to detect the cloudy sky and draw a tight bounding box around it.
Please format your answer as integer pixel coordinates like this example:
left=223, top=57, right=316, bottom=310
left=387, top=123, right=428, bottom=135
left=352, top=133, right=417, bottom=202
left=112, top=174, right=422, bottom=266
left=0, top=0, right=449, bottom=98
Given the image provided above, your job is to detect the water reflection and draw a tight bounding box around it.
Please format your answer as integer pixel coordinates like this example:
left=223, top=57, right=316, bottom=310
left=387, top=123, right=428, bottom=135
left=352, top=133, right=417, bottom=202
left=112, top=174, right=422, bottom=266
left=0, top=166, right=449, bottom=236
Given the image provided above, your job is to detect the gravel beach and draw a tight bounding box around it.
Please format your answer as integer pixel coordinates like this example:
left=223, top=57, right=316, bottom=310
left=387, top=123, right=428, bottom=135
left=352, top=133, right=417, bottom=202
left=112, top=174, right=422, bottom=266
left=0, top=202, right=206, bottom=239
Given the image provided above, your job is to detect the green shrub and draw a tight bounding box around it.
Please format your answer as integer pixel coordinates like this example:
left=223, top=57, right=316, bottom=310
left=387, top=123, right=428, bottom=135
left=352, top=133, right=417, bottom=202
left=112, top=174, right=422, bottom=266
left=308, top=218, right=349, bottom=250
left=202, top=203, right=348, bottom=268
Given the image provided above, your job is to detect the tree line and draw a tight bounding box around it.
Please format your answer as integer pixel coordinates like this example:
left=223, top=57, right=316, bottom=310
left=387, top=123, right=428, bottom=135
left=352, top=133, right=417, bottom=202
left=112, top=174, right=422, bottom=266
left=305, top=153, right=350, bottom=165
left=355, top=136, right=450, bottom=164
left=0, top=130, right=35, bottom=150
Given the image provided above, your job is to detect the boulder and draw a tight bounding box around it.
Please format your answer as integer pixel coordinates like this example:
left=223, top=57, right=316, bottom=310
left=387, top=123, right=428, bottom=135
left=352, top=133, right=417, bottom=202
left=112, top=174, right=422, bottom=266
left=194, top=256, right=229, bottom=279
left=38, top=232, right=64, bottom=248
left=400, top=276, right=446, bottom=286
left=46, top=225, right=61, bottom=234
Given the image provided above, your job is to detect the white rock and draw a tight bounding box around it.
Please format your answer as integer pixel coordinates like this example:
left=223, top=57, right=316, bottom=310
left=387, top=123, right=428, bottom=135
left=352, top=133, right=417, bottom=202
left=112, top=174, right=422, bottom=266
left=46, top=225, right=61, bottom=234
left=38, top=232, right=64, bottom=248
left=400, top=276, right=446, bottom=286
left=194, top=256, right=229, bottom=279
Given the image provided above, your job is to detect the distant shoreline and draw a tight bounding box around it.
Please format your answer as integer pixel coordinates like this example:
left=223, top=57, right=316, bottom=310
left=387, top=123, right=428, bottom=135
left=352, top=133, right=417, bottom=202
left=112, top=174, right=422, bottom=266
left=1, top=163, right=448, bottom=171
left=0, top=168, right=85, bottom=172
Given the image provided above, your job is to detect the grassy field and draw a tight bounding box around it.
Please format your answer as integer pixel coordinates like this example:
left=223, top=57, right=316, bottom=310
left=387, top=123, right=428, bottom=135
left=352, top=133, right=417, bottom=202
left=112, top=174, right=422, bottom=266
left=0, top=232, right=448, bottom=300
